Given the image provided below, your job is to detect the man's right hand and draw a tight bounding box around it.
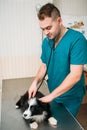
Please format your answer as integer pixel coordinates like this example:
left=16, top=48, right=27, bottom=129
left=28, top=81, right=37, bottom=99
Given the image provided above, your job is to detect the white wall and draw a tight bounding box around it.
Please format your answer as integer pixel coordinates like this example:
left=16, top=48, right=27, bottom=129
left=1, top=0, right=86, bottom=80
left=53, top=0, right=87, bottom=16
left=0, top=0, right=53, bottom=80
left=0, top=0, right=41, bottom=56
left=53, top=0, right=87, bottom=39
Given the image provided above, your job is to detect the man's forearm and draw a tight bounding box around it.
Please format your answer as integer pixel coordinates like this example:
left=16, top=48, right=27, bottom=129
left=52, top=72, right=82, bottom=99
left=34, top=62, right=47, bottom=85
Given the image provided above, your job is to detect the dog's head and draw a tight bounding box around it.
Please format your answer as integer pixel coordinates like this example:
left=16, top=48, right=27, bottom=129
left=16, top=91, right=51, bottom=122
left=22, top=97, right=46, bottom=119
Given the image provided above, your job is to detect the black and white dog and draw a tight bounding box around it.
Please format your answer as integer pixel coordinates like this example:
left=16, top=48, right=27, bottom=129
left=15, top=91, right=57, bottom=129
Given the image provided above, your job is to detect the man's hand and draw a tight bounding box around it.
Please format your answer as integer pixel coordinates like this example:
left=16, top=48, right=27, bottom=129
left=28, top=81, right=37, bottom=99
left=39, top=93, right=54, bottom=103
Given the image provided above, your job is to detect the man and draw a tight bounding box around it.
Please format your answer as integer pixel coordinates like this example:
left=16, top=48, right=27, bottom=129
left=28, top=3, right=87, bottom=116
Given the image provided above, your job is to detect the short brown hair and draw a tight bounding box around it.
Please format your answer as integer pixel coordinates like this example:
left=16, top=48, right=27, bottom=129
left=38, top=3, right=61, bottom=20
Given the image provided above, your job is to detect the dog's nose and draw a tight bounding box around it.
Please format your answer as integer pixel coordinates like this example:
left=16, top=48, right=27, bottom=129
left=24, top=114, right=27, bottom=117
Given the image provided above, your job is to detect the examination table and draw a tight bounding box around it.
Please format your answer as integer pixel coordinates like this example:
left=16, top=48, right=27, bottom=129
left=1, top=78, right=84, bottom=130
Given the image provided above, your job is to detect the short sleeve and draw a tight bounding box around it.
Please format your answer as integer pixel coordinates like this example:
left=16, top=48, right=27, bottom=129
left=70, top=35, right=87, bottom=64
left=40, top=38, right=47, bottom=63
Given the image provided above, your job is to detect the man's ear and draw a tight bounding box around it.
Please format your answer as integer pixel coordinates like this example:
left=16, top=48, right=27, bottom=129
left=57, top=17, right=62, bottom=24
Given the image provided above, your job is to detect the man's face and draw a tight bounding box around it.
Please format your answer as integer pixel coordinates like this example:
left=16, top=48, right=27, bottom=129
left=39, top=17, right=62, bottom=39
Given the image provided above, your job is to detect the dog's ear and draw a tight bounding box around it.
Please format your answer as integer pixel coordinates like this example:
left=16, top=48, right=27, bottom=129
left=23, top=91, right=29, bottom=99
left=15, top=99, right=21, bottom=109
left=15, top=91, right=28, bottom=109
left=37, top=98, right=50, bottom=110
left=36, top=98, right=46, bottom=107
left=36, top=91, right=44, bottom=98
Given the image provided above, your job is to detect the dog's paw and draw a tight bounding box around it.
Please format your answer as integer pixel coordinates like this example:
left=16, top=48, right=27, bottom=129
left=30, top=122, right=38, bottom=129
left=48, top=117, right=57, bottom=126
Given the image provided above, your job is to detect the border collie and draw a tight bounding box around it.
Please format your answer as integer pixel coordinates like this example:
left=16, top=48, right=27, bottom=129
left=15, top=91, right=57, bottom=129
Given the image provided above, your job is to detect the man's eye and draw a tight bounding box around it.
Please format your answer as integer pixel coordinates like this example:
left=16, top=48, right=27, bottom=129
left=46, top=26, right=52, bottom=30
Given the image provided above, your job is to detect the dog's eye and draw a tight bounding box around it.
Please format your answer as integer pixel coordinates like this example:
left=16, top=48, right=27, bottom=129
left=30, top=105, right=35, bottom=111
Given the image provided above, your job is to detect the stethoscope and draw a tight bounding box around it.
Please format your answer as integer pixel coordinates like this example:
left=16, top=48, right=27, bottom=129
left=37, top=37, right=55, bottom=90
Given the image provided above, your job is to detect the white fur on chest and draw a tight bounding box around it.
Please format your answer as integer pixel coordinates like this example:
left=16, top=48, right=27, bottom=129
left=32, top=111, right=47, bottom=123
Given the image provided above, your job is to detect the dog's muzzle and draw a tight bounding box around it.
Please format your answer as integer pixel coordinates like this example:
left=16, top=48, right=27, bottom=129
left=22, top=108, right=31, bottom=119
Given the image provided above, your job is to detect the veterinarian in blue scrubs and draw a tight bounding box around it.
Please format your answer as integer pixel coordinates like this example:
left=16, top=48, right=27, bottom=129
left=28, top=3, right=87, bottom=117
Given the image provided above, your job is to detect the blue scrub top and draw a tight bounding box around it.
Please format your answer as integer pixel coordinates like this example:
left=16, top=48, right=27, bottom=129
left=41, top=28, right=87, bottom=99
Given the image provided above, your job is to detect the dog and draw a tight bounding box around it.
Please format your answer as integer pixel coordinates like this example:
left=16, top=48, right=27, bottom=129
left=15, top=91, right=57, bottom=129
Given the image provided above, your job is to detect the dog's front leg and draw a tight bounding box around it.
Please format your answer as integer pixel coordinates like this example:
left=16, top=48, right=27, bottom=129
left=28, top=118, right=38, bottom=129
left=48, top=117, right=57, bottom=126
left=30, top=122, right=38, bottom=129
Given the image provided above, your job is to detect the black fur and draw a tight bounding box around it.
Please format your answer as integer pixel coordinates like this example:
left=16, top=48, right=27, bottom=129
left=16, top=91, right=51, bottom=122
left=16, top=91, right=57, bottom=129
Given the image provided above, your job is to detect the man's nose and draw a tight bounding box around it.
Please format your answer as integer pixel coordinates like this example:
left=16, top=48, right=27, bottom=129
left=44, top=29, right=49, bottom=35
